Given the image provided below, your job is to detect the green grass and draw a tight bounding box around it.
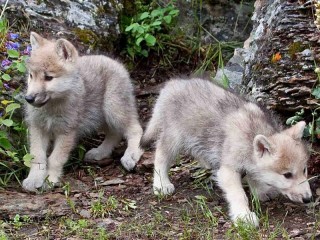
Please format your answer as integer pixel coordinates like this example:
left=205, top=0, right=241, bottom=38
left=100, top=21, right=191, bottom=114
left=0, top=186, right=319, bottom=239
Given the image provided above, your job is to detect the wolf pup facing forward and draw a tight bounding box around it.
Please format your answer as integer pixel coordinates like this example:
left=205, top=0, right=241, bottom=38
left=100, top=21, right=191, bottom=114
left=141, top=78, right=312, bottom=226
left=23, top=32, right=143, bottom=191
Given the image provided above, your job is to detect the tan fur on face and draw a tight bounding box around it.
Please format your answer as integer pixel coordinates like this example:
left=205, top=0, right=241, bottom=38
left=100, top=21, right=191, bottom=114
left=27, top=42, right=68, bottom=75
left=270, top=134, right=308, bottom=176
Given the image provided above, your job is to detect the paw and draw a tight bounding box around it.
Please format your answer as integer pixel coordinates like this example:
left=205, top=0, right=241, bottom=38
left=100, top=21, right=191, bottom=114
left=153, top=182, right=175, bottom=195
left=232, top=211, right=259, bottom=227
left=47, top=172, right=60, bottom=185
left=22, top=170, right=47, bottom=192
left=120, top=148, right=143, bottom=171
left=84, top=148, right=110, bottom=161
left=41, top=179, right=62, bottom=191
left=120, top=154, right=136, bottom=171
left=45, top=168, right=62, bottom=187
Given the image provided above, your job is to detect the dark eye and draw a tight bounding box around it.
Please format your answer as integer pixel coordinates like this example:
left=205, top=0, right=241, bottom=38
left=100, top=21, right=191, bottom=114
left=29, top=73, right=33, bottom=78
left=44, top=75, right=53, bottom=81
left=283, top=172, right=293, bottom=179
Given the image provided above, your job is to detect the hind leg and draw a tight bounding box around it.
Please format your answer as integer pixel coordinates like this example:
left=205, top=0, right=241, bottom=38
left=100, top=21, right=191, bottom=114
left=153, top=137, right=177, bottom=195
left=85, top=128, right=122, bottom=161
left=120, top=121, right=144, bottom=170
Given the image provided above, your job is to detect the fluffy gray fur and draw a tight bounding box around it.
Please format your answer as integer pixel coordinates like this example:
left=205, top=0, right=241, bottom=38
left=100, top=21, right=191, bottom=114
left=142, top=78, right=312, bottom=226
left=23, top=32, right=143, bottom=192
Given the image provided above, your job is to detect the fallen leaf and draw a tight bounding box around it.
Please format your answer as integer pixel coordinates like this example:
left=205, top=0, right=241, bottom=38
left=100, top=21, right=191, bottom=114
left=271, top=52, right=281, bottom=63
left=100, top=178, right=125, bottom=186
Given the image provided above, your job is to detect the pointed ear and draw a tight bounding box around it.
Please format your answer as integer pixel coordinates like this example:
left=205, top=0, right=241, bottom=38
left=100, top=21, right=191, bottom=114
left=30, top=32, right=45, bottom=50
left=284, top=121, right=306, bottom=140
left=253, top=135, right=273, bottom=158
left=55, top=39, right=78, bottom=62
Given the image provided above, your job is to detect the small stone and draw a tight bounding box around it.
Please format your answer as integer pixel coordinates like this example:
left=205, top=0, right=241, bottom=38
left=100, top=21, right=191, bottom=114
left=79, top=209, right=91, bottom=218
left=94, top=177, right=104, bottom=182
left=301, top=49, right=312, bottom=57
left=290, top=229, right=302, bottom=237
left=74, top=193, right=82, bottom=198
left=302, top=65, right=313, bottom=71
left=97, top=218, right=120, bottom=228
left=307, top=221, right=315, bottom=226
left=89, top=192, right=100, bottom=198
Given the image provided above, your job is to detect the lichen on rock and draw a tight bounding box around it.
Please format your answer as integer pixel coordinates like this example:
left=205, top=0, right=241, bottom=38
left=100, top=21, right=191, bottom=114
left=3, top=0, right=123, bottom=52
left=220, top=0, right=320, bottom=113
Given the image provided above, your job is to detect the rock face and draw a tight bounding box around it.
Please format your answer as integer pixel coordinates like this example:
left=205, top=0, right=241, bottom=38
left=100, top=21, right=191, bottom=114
left=3, top=0, right=122, bottom=52
left=177, top=0, right=255, bottom=43
left=239, top=0, right=319, bottom=113
left=2, top=0, right=255, bottom=54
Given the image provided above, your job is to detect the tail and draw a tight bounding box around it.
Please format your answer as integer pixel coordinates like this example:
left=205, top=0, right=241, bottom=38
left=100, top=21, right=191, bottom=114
left=140, top=109, right=162, bottom=149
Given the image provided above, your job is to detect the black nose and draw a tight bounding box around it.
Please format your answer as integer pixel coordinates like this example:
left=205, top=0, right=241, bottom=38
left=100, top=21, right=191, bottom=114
left=25, top=95, right=35, bottom=104
left=302, top=197, right=312, bottom=204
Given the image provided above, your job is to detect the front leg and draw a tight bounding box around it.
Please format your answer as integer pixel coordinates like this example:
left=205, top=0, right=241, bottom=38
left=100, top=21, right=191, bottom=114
left=121, top=123, right=144, bottom=171
left=216, top=165, right=259, bottom=226
left=22, top=126, right=49, bottom=191
left=46, top=131, right=76, bottom=185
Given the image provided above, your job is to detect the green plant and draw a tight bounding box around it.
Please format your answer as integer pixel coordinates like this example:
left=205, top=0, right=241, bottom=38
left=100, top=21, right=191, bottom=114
left=286, top=106, right=320, bottom=143
left=0, top=97, right=29, bottom=187
left=0, top=12, right=31, bottom=187
left=286, top=108, right=314, bottom=138
left=121, top=198, right=137, bottom=212
left=193, top=195, right=218, bottom=226
left=286, top=45, right=320, bottom=142
left=226, top=191, right=288, bottom=240
left=64, top=219, right=88, bottom=235
left=11, top=214, right=31, bottom=229
left=124, top=1, right=179, bottom=58
left=193, top=26, right=241, bottom=88
left=0, top=231, right=7, bottom=240
left=91, top=190, right=119, bottom=218
left=97, top=227, right=109, bottom=240
left=62, top=182, right=78, bottom=213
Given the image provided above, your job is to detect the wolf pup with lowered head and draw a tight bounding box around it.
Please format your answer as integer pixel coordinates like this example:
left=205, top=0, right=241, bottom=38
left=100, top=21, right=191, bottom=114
left=23, top=32, right=143, bottom=191
left=141, top=78, right=312, bottom=226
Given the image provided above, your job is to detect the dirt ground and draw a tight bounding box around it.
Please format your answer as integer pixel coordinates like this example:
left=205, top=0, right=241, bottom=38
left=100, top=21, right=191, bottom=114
left=1, top=150, right=319, bottom=239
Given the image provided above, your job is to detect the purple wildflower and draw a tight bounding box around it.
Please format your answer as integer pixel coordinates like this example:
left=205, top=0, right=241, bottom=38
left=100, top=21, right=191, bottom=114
left=1, top=59, right=12, bottom=68
left=8, top=33, right=19, bottom=40
left=23, top=45, right=32, bottom=55
left=3, top=83, right=10, bottom=90
left=5, top=41, right=20, bottom=50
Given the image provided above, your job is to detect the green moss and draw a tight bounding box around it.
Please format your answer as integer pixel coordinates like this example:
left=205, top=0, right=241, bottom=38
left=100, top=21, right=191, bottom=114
left=72, top=28, right=98, bottom=47
left=288, top=41, right=304, bottom=59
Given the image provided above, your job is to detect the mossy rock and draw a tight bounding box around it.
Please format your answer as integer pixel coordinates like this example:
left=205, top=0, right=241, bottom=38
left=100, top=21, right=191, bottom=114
left=73, top=28, right=98, bottom=47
